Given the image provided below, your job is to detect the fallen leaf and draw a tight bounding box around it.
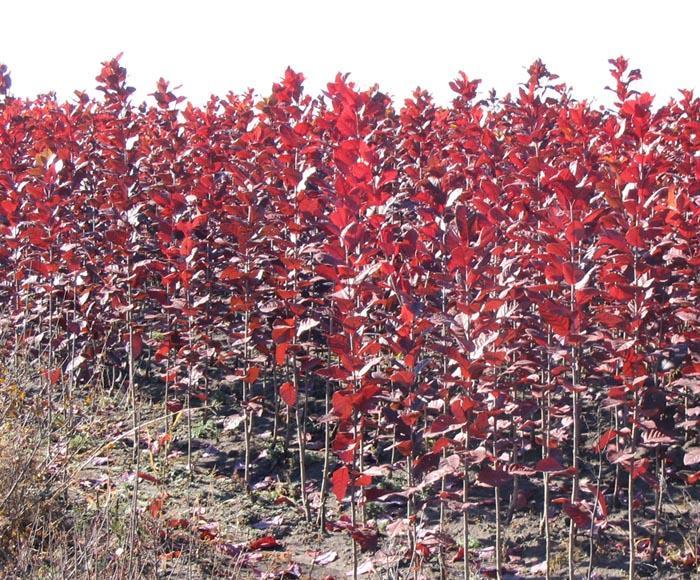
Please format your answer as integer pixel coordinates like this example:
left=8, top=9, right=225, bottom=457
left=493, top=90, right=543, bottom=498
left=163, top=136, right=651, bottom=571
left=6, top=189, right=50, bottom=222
left=249, top=535, right=280, bottom=551
left=314, top=550, right=338, bottom=565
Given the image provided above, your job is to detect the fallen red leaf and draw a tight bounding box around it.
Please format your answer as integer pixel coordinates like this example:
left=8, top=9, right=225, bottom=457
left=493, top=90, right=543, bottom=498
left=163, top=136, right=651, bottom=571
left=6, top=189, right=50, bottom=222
left=248, top=535, right=280, bottom=551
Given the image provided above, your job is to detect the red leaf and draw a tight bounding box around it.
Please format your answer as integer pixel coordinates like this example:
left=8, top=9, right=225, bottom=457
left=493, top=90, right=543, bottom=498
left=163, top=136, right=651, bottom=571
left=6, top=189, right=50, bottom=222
left=395, top=440, right=413, bottom=457
left=582, top=483, right=608, bottom=519
left=390, top=370, right=415, bottom=387
left=565, top=220, right=585, bottom=244
left=432, top=437, right=451, bottom=453
left=137, top=471, right=161, bottom=485
left=625, top=226, right=644, bottom=248
left=400, top=303, right=415, bottom=324
left=563, top=503, right=591, bottom=528
left=279, top=382, right=297, bottom=407
left=166, top=399, right=183, bottom=412
left=508, top=464, right=536, bottom=476
left=350, top=162, right=372, bottom=181
left=481, top=180, right=499, bottom=200
left=352, top=527, right=379, bottom=552
left=535, top=456, right=565, bottom=472
left=450, top=396, right=477, bottom=422
left=599, top=234, right=630, bottom=253
left=43, top=368, right=61, bottom=385
left=275, top=343, right=289, bottom=366
left=272, top=323, right=294, bottom=343
left=429, top=414, right=456, bottom=436
left=608, top=285, right=635, bottom=301
left=148, top=496, right=165, bottom=518
left=131, top=332, right=143, bottom=359
left=594, top=429, right=618, bottom=453
left=337, top=107, right=357, bottom=138
left=355, top=473, right=372, bottom=487
left=477, top=466, right=513, bottom=487
left=332, top=391, right=354, bottom=420
left=332, top=466, right=350, bottom=501
left=0, top=199, right=17, bottom=217
left=106, top=229, right=129, bottom=246
left=248, top=536, right=280, bottom=551
left=539, top=300, right=571, bottom=336
left=242, top=366, right=260, bottom=384
left=378, top=169, right=398, bottom=187
left=547, top=242, right=569, bottom=259
left=562, top=262, right=578, bottom=285
left=179, top=236, right=195, bottom=257
left=220, top=265, right=243, bottom=281
left=329, top=207, right=354, bottom=231
left=155, top=341, right=171, bottom=361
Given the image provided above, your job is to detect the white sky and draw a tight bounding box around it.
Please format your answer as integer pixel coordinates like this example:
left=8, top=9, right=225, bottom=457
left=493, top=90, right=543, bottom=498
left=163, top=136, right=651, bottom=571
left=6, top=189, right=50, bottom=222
left=2, top=0, right=699, bottom=108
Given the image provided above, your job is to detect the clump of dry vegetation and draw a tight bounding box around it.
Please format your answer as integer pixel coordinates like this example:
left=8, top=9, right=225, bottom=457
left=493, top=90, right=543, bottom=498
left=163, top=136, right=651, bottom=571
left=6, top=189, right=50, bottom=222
left=0, top=363, right=249, bottom=579
left=0, top=366, right=59, bottom=574
left=0, top=365, right=124, bottom=578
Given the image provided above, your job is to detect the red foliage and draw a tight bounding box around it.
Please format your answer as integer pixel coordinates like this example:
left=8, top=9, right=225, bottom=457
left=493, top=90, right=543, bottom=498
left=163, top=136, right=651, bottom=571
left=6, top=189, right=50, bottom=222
left=1, top=55, right=699, bottom=576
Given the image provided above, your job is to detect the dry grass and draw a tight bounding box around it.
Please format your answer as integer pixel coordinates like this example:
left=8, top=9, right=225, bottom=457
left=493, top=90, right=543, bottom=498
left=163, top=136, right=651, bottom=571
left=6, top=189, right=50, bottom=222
left=0, top=363, right=246, bottom=579
left=0, top=366, right=134, bottom=578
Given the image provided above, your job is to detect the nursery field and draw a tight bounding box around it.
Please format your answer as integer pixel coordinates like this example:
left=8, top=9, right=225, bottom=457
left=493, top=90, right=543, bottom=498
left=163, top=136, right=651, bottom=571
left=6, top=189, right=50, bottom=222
left=0, top=57, right=699, bottom=579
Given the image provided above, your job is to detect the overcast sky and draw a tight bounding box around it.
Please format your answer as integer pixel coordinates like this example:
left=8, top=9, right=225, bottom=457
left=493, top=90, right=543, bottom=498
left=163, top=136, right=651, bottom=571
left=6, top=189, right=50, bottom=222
left=3, top=0, right=699, bottom=108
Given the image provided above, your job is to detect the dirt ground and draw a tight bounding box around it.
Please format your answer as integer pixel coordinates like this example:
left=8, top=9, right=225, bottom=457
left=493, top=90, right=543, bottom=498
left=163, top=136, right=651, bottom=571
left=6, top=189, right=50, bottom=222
left=2, top=372, right=698, bottom=579
left=71, top=393, right=700, bottom=579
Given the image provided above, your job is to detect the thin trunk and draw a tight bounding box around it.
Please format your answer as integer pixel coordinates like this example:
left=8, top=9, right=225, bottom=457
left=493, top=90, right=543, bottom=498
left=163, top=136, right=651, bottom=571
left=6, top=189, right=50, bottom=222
left=128, top=271, right=138, bottom=463
left=283, top=399, right=291, bottom=455
left=462, top=437, right=470, bottom=580
left=507, top=408, right=520, bottom=524
left=438, top=446, right=448, bottom=580
left=586, top=406, right=604, bottom=580
left=186, top=288, right=194, bottom=480
left=436, top=290, right=449, bottom=579
left=242, top=307, right=252, bottom=491
left=350, top=426, right=359, bottom=580
left=47, top=280, right=54, bottom=459
left=493, top=412, right=502, bottom=580
left=295, top=364, right=310, bottom=521
left=272, top=371, right=280, bottom=444
left=650, top=451, right=664, bottom=561
left=613, top=408, right=621, bottom=505
left=628, top=237, right=640, bottom=580
left=317, top=304, right=334, bottom=531
left=127, top=264, right=140, bottom=571
left=163, top=309, right=172, bottom=459
left=568, top=216, right=581, bottom=580
left=628, top=398, right=638, bottom=580
left=568, top=389, right=580, bottom=579
left=317, top=375, right=331, bottom=531
left=544, top=389, right=552, bottom=580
